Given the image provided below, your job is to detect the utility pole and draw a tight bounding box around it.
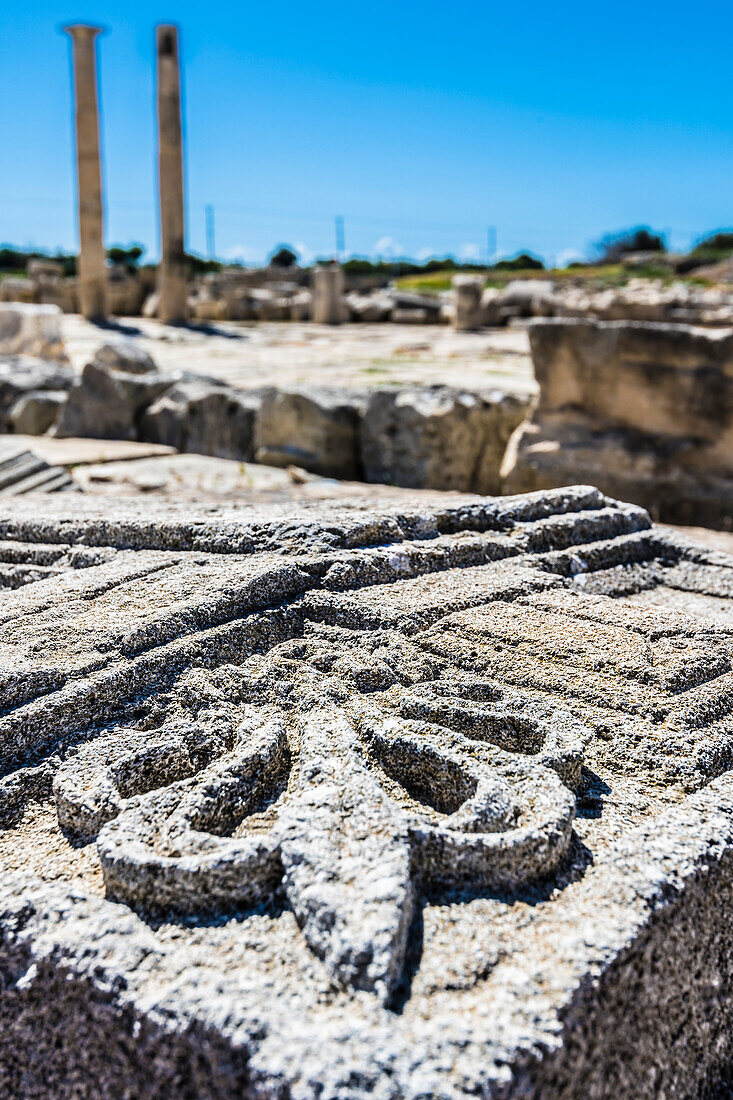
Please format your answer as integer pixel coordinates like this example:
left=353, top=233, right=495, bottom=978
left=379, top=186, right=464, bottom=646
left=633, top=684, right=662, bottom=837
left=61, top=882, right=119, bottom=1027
left=487, top=225, right=497, bottom=267
left=205, top=204, right=215, bottom=260
left=335, top=215, right=345, bottom=260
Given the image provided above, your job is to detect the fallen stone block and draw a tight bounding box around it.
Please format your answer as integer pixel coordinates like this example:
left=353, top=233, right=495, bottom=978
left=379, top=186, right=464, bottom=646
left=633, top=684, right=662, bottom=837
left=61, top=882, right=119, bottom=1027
left=0, top=444, right=77, bottom=495
left=0, top=303, right=67, bottom=361
left=0, top=489, right=728, bottom=1096
left=255, top=386, right=365, bottom=479
left=391, top=306, right=431, bottom=324
left=345, top=292, right=393, bottom=323
left=362, top=385, right=530, bottom=493
left=290, top=291, right=312, bottom=322
left=36, top=278, right=78, bottom=314
left=500, top=278, right=556, bottom=319
left=141, top=379, right=260, bottom=460
left=0, top=356, right=74, bottom=432
left=502, top=318, right=733, bottom=527
left=8, top=390, right=67, bottom=435
left=0, top=277, right=37, bottom=304
left=55, top=341, right=176, bottom=441
left=191, top=298, right=227, bottom=322
left=388, top=289, right=443, bottom=315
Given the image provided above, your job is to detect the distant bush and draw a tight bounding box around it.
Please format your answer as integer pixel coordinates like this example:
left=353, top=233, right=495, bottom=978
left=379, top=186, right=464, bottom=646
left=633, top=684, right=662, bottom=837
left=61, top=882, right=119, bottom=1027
left=340, top=256, right=487, bottom=277
left=692, top=231, right=733, bottom=255
left=673, top=230, right=733, bottom=274
left=269, top=245, right=298, bottom=268
left=107, top=244, right=144, bottom=271
left=492, top=252, right=545, bottom=272
left=0, top=245, right=76, bottom=276
left=593, top=227, right=666, bottom=264
left=185, top=252, right=222, bottom=275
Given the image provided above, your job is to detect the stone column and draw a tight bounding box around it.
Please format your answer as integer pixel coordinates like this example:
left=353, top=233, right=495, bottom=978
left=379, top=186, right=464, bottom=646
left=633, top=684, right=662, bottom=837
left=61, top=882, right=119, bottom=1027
left=452, top=274, right=485, bottom=331
left=64, top=25, right=107, bottom=322
left=155, top=25, right=188, bottom=323
left=311, top=263, right=344, bottom=325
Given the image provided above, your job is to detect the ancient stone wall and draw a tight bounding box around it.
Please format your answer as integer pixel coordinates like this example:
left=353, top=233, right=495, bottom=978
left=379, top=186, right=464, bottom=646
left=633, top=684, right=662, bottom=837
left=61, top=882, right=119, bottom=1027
left=503, top=318, right=733, bottom=527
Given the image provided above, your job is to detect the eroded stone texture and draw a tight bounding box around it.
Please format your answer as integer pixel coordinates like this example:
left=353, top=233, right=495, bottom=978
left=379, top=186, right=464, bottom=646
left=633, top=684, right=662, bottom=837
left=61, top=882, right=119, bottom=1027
left=255, top=386, right=366, bottom=479
left=0, top=304, right=68, bottom=362
left=502, top=318, right=733, bottom=527
left=0, top=486, right=731, bottom=1097
left=55, top=341, right=175, bottom=440
left=363, top=386, right=530, bottom=494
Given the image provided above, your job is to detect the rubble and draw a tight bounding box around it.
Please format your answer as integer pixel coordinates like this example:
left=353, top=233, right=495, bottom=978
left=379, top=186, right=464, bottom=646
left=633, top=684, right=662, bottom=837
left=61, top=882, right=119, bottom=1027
left=0, top=303, right=68, bottom=361
left=141, top=379, right=260, bottom=461
left=55, top=340, right=177, bottom=440
left=502, top=318, right=733, bottom=527
left=255, top=386, right=366, bottom=479
left=362, top=386, right=530, bottom=494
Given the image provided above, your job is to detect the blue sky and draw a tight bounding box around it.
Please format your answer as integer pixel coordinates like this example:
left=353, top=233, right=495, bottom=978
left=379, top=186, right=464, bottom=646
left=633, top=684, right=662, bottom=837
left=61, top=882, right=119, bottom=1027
left=2, top=0, right=732, bottom=265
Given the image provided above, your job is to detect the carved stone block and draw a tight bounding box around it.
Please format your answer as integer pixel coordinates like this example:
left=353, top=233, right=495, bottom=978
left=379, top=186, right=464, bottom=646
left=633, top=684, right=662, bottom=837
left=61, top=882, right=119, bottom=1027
left=0, top=486, right=731, bottom=1097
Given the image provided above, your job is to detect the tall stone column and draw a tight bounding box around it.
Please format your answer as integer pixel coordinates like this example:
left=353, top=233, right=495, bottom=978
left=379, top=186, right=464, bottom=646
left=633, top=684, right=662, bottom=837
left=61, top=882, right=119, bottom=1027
left=156, top=25, right=188, bottom=323
left=64, top=25, right=107, bottom=322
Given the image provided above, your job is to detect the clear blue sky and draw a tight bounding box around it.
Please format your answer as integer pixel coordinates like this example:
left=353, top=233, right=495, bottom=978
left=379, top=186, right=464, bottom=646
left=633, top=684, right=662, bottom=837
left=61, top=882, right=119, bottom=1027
left=2, top=0, right=732, bottom=265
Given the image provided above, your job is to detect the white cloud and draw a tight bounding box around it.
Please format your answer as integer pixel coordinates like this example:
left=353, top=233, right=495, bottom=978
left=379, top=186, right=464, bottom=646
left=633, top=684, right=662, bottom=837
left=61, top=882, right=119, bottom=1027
left=294, top=241, right=315, bottom=265
left=556, top=248, right=584, bottom=268
left=374, top=236, right=404, bottom=258
left=416, top=247, right=436, bottom=262
left=221, top=244, right=259, bottom=264
left=459, top=242, right=481, bottom=261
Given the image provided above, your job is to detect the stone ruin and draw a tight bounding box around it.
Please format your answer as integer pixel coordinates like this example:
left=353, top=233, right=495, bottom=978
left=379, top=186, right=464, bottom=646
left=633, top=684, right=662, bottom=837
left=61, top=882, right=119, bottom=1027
left=502, top=318, right=733, bottom=527
left=452, top=275, right=733, bottom=332
left=0, top=314, right=531, bottom=496
left=0, top=485, right=730, bottom=1096
left=14, top=265, right=733, bottom=332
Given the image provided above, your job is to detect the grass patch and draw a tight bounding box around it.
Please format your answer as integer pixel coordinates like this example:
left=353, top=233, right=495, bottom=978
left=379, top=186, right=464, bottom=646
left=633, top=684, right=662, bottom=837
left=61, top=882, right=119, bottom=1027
left=396, top=263, right=713, bottom=293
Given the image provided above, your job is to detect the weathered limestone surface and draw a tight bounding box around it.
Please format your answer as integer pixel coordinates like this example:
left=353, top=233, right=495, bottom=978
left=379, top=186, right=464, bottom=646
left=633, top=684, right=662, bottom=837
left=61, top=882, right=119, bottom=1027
left=255, top=386, right=366, bottom=479
left=55, top=341, right=177, bottom=440
left=0, top=304, right=67, bottom=362
left=141, top=379, right=260, bottom=461
left=363, top=386, right=530, bottom=494
left=0, top=486, right=731, bottom=1096
left=503, top=319, right=733, bottom=528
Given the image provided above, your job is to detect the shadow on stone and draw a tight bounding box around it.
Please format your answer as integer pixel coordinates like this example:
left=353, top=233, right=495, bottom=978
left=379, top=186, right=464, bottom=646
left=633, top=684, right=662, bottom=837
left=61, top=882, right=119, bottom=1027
left=88, top=318, right=145, bottom=337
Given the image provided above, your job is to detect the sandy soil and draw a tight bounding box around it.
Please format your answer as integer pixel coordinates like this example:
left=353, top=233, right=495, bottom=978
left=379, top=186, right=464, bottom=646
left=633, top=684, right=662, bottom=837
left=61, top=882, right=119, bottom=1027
left=61, top=315, right=536, bottom=396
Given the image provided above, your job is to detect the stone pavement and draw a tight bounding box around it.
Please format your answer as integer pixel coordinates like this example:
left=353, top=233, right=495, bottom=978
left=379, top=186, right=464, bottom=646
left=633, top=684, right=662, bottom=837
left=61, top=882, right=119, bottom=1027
left=0, top=486, right=731, bottom=1097
left=61, top=314, right=536, bottom=395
